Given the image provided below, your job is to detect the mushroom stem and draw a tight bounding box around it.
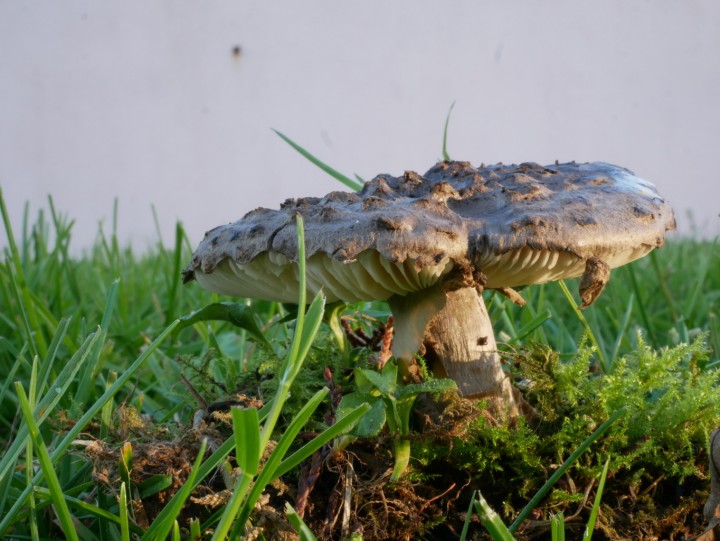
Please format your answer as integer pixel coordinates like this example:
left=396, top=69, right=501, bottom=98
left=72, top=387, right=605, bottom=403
left=704, top=429, right=720, bottom=527
left=388, top=282, right=448, bottom=367
left=423, top=287, right=520, bottom=421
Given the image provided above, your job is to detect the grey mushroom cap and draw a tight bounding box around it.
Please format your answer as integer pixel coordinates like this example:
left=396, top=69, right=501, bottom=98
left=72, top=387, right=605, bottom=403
left=425, top=161, right=676, bottom=303
left=183, top=161, right=675, bottom=307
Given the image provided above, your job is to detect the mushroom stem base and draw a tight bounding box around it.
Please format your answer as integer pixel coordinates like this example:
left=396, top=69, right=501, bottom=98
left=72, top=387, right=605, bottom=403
left=423, top=287, right=519, bottom=421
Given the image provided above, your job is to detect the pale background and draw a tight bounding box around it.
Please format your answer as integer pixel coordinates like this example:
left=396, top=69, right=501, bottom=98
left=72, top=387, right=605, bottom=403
left=2, top=1, right=718, bottom=252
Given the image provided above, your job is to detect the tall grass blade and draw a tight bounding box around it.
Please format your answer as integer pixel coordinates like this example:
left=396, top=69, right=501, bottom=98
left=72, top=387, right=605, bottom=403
left=138, top=435, right=236, bottom=536
left=100, top=371, right=118, bottom=439
left=649, top=250, right=679, bottom=320
left=442, top=101, right=456, bottom=161
left=474, top=491, right=515, bottom=541
left=25, top=357, right=39, bottom=541
left=214, top=216, right=328, bottom=539
left=551, top=512, right=565, bottom=540
left=119, top=482, right=130, bottom=541
left=709, top=313, right=720, bottom=363
left=626, top=264, right=657, bottom=347
left=75, top=281, right=118, bottom=406
left=36, top=317, right=71, bottom=397
left=609, top=295, right=634, bottom=369
left=508, top=407, right=625, bottom=533
left=274, top=401, right=370, bottom=479
left=286, top=502, right=319, bottom=541
left=582, top=458, right=611, bottom=541
left=0, top=366, right=19, bottom=517
left=138, top=474, right=174, bottom=499
left=0, top=185, right=47, bottom=358
left=190, top=518, right=201, bottom=540
left=557, top=280, right=608, bottom=371
left=508, top=310, right=552, bottom=344
left=154, top=405, right=269, bottom=511
left=459, top=490, right=476, bottom=541
left=119, top=442, right=133, bottom=490
left=47, top=196, right=82, bottom=306
left=164, top=221, right=185, bottom=323
left=15, top=382, right=79, bottom=541
left=232, top=407, right=261, bottom=476
left=32, top=486, right=143, bottom=534
left=272, top=129, right=363, bottom=191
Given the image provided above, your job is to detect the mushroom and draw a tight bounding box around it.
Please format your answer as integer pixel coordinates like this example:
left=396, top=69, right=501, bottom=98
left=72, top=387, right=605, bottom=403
left=183, top=161, right=675, bottom=420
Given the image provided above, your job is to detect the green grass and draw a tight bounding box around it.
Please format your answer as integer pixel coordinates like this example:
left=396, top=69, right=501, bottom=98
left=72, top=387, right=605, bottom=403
left=1, top=183, right=719, bottom=539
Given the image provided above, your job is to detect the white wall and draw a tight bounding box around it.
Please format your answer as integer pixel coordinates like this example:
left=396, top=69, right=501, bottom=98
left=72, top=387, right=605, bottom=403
left=1, top=1, right=718, bottom=252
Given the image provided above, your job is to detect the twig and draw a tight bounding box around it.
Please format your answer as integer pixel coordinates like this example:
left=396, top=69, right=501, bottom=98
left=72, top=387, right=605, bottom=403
left=180, top=372, right=208, bottom=410
left=418, top=482, right=456, bottom=514
left=341, top=460, right=355, bottom=538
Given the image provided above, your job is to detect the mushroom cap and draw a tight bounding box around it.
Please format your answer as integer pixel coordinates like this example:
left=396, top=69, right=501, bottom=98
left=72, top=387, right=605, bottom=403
left=183, top=161, right=675, bottom=304
left=183, top=180, right=468, bottom=303
left=425, top=161, right=676, bottom=289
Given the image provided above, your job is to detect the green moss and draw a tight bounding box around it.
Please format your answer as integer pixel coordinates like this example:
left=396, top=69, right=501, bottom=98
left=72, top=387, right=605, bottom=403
left=427, top=334, right=719, bottom=521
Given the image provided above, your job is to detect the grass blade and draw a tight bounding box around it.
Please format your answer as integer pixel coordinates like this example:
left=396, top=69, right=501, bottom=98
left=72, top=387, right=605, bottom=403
left=36, top=317, right=71, bottom=397
left=272, top=129, right=363, bottom=191
left=582, top=458, right=611, bottom=541
left=138, top=474, right=174, bottom=499
left=226, top=388, right=330, bottom=535
left=190, top=518, right=201, bottom=540
left=557, top=280, right=608, bottom=371
left=609, top=295, right=634, bottom=369
left=649, top=250, right=679, bottom=320
left=16, top=382, right=79, bottom=541
left=74, top=328, right=114, bottom=407
left=232, top=407, right=261, bottom=476
left=509, top=407, right=625, bottom=533
left=164, top=221, right=185, bottom=324
left=626, top=264, right=657, bottom=347
left=274, top=401, right=371, bottom=479
left=442, top=101, right=456, bottom=161
left=100, top=371, right=117, bottom=439
left=286, top=502, right=319, bottom=541
left=459, top=490, right=476, bottom=541
left=139, top=436, right=236, bottom=537
left=474, top=491, right=515, bottom=541
left=0, top=185, right=47, bottom=358
left=32, top=486, right=143, bottom=534
left=119, top=482, right=130, bottom=541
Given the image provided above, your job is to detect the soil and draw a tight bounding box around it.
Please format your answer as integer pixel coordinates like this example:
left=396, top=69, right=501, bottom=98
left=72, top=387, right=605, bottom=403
left=293, top=398, right=711, bottom=541
left=85, top=395, right=714, bottom=540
